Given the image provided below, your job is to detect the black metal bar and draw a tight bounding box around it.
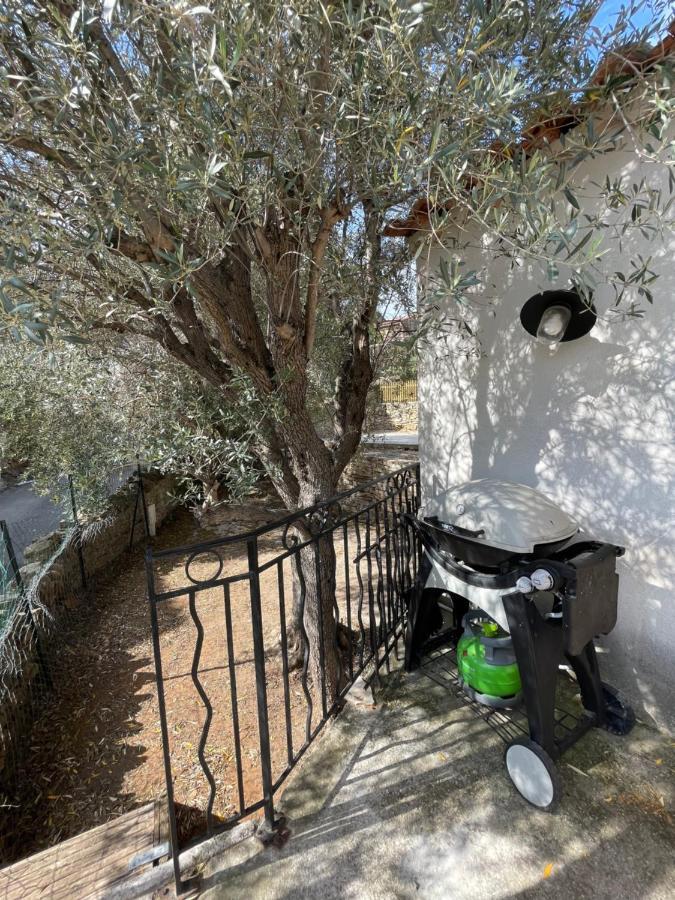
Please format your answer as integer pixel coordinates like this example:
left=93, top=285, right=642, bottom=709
left=364, top=509, right=379, bottom=684
left=138, top=459, right=150, bottom=538
left=373, top=503, right=389, bottom=674
left=402, top=479, right=413, bottom=592
left=0, top=520, right=52, bottom=688
left=145, top=549, right=186, bottom=895
left=128, top=481, right=141, bottom=550
left=314, top=540, right=328, bottom=720
left=247, top=537, right=275, bottom=829
left=382, top=500, right=394, bottom=637
left=329, top=544, right=344, bottom=710
left=353, top=513, right=367, bottom=670
left=130, top=459, right=151, bottom=549
left=68, top=475, right=87, bottom=589
left=293, top=552, right=313, bottom=743
left=223, top=583, right=245, bottom=815
left=277, top=561, right=294, bottom=768
left=342, top=523, right=354, bottom=683
left=390, top=492, right=402, bottom=623
left=188, top=590, right=217, bottom=835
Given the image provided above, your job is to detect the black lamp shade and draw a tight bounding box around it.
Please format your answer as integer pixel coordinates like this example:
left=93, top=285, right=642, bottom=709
left=520, top=290, right=597, bottom=342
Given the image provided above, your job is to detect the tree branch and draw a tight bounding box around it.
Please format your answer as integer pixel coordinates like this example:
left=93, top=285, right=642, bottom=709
left=304, top=205, right=344, bottom=357
left=332, top=201, right=380, bottom=476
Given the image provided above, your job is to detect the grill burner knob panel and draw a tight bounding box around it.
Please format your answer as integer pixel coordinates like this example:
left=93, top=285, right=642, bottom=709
left=516, top=576, right=534, bottom=595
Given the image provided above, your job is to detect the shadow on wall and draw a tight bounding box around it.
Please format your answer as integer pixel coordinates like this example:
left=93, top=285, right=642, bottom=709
left=420, top=228, right=675, bottom=733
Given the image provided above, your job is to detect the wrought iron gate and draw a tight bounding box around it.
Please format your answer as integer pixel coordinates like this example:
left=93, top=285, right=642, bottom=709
left=146, top=464, right=420, bottom=893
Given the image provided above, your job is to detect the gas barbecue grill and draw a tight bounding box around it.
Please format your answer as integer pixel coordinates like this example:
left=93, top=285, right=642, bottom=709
left=404, top=479, right=634, bottom=810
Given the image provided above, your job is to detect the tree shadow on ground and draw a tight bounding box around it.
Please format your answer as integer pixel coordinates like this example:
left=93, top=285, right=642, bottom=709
left=198, top=669, right=675, bottom=900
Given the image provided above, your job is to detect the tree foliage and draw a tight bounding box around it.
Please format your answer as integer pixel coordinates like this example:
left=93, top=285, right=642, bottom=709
left=0, top=1, right=672, bottom=511
left=1, top=0, right=672, bottom=698
left=0, top=342, right=261, bottom=512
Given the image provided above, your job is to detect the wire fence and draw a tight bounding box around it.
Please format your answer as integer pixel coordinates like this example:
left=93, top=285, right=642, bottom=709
left=0, top=462, right=155, bottom=809
left=376, top=379, right=418, bottom=403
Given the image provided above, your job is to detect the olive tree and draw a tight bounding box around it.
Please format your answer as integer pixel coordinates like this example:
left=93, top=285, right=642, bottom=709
left=0, top=0, right=672, bottom=696
left=0, top=342, right=261, bottom=512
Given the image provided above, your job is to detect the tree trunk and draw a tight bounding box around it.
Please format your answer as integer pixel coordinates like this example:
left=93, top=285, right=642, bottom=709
left=291, top=536, right=342, bottom=710
left=279, top=461, right=344, bottom=709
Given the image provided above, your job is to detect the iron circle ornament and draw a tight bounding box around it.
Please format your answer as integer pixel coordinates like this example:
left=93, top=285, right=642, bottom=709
left=185, top=548, right=224, bottom=585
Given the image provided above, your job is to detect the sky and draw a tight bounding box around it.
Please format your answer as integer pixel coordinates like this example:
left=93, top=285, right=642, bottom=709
left=593, top=0, right=675, bottom=35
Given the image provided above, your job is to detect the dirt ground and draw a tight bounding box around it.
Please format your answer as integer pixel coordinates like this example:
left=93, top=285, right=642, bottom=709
left=4, top=493, right=391, bottom=863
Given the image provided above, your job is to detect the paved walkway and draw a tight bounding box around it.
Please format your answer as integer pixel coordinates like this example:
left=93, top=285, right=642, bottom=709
left=362, top=432, right=419, bottom=447
left=0, top=482, right=62, bottom=563
left=199, top=663, right=675, bottom=900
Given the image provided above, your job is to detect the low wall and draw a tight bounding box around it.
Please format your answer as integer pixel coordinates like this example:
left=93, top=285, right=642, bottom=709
left=22, top=472, right=178, bottom=593
left=365, top=401, right=418, bottom=433
left=0, top=472, right=179, bottom=792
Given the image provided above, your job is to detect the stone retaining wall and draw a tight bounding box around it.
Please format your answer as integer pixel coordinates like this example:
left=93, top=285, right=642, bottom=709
left=340, top=447, right=419, bottom=501
left=365, top=401, right=418, bottom=433
left=21, top=472, right=179, bottom=594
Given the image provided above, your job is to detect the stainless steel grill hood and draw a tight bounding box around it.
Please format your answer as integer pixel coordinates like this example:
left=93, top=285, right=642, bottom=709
left=420, top=479, right=578, bottom=556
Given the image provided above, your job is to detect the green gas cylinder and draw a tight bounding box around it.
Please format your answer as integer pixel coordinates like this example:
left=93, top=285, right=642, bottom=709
left=456, top=614, right=522, bottom=706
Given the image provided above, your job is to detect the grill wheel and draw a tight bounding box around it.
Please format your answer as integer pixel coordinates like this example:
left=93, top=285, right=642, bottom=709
left=504, top=737, right=561, bottom=811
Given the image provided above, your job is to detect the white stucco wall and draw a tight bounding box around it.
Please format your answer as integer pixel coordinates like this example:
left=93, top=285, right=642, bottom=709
left=418, top=137, right=675, bottom=732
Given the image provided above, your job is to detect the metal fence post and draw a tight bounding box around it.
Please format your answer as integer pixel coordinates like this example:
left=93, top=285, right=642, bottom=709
left=145, top=548, right=190, bottom=895
left=247, top=536, right=276, bottom=832
left=138, top=460, right=150, bottom=536
left=129, top=460, right=150, bottom=549
left=0, top=520, right=52, bottom=687
left=67, top=475, right=87, bottom=589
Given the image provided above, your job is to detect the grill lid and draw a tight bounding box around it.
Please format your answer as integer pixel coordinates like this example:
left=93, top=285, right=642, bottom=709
left=420, top=479, right=578, bottom=555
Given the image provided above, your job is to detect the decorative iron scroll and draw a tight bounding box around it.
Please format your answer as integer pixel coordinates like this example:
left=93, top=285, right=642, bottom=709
left=281, top=501, right=343, bottom=550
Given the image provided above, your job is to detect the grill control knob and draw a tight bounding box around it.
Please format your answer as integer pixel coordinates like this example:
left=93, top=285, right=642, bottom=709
left=531, top=568, right=555, bottom=591
left=516, top=576, right=534, bottom=594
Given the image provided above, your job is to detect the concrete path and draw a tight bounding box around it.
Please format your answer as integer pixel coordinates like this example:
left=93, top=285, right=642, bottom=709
left=199, top=664, right=675, bottom=900
left=0, top=482, right=62, bottom=563
left=362, top=432, right=419, bottom=447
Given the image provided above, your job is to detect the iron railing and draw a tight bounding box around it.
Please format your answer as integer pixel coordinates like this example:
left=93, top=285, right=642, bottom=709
left=146, top=463, right=421, bottom=893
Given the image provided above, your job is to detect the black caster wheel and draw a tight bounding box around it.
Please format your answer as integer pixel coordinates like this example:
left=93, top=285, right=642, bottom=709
left=601, top=682, right=636, bottom=735
left=504, top=737, right=561, bottom=811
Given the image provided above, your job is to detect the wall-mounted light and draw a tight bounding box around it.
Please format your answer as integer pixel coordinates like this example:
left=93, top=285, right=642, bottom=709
left=536, top=304, right=572, bottom=344
left=520, top=289, right=596, bottom=345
